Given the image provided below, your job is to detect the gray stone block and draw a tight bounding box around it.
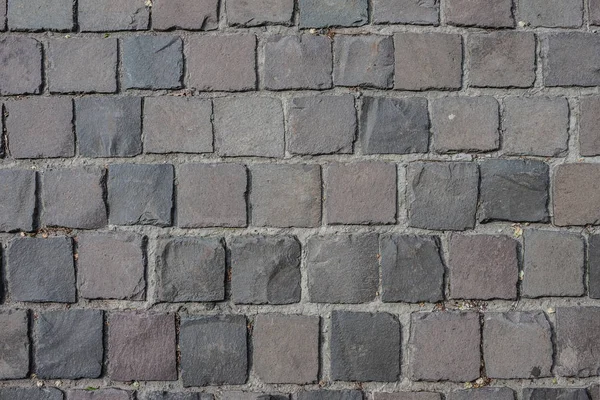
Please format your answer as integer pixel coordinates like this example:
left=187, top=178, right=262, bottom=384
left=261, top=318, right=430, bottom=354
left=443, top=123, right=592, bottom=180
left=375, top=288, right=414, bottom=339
left=153, top=0, right=218, bottom=30
left=555, top=307, right=600, bottom=377
left=298, top=0, right=368, bottom=28
left=78, top=0, right=149, bottom=31
left=7, top=0, right=73, bottom=31
left=519, top=0, right=583, bottom=27
left=588, top=234, right=600, bottom=299
left=0, top=388, right=63, bottom=400
left=0, top=310, right=29, bottom=379
left=447, top=388, right=515, bottom=400
left=374, top=393, right=441, bottom=400
left=544, top=33, right=600, bottom=87
left=68, top=389, right=133, bottom=400
left=372, top=0, right=439, bottom=25
left=580, top=96, right=600, bottom=156
left=0, top=36, right=42, bottom=95
left=444, top=0, right=513, bottom=27
left=296, top=392, right=362, bottom=400
left=227, top=0, right=293, bottom=26
left=553, top=164, right=600, bottom=226
left=333, top=35, right=394, bottom=88
left=523, top=389, right=590, bottom=400
left=146, top=393, right=211, bottom=400
left=0, top=169, right=36, bottom=232
left=122, top=36, right=183, bottom=89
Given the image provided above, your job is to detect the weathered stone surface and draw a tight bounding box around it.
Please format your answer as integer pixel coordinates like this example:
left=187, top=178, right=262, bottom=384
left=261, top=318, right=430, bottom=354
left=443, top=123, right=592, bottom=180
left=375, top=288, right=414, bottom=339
left=153, top=0, right=218, bottom=30
left=523, top=389, right=590, bottom=400
left=522, top=230, right=585, bottom=297
left=544, top=33, right=600, bottom=87
left=555, top=307, right=600, bottom=377
left=227, top=0, right=293, bottom=26
left=483, top=312, right=553, bottom=379
left=431, top=96, right=499, bottom=153
left=145, top=393, right=209, bottom=400
left=553, top=164, right=600, bottom=226
left=253, top=314, right=319, bottom=384
left=122, top=36, right=183, bottom=89
left=79, top=0, right=149, bottom=31
left=380, top=235, right=445, bottom=303
left=590, top=385, right=599, bottom=400
left=589, top=234, right=600, bottom=299
left=108, top=312, right=177, bottom=381
left=0, top=310, right=29, bottom=379
left=372, top=0, right=439, bottom=25
left=0, top=388, right=63, bottom=400
left=34, top=310, right=103, bottom=379
left=68, top=389, right=133, bottom=400
left=0, top=169, right=36, bottom=232
left=580, top=96, right=600, bottom=156
left=156, top=237, right=225, bottom=302
left=333, top=35, right=394, bottom=88
left=331, top=311, right=400, bottom=381
left=447, top=388, right=515, bottom=400
left=296, top=392, right=362, bottom=400
left=0, top=36, right=42, bottom=95
left=8, top=0, right=72, bottom=30
left=407, top=162, right=479, bottom=231
left=374, top=393, right=441, bottom=400
left=519, top=0, right=583, bottom=27
left=444, top=0, right=513, bottom=27
left=230, top=235, right=301, bottom=305
left=298, top=0, right=368, bottom=28
left=220, top=393, right=278, bottom=400
left=360, top=96, right=430, bottom=155
left=7, top=237, right=76, bottom=303
left=409, top=312, right=481, bottom=382
left=479, top=159, right=549, bottom=222
left=77, top=232, right=146, bottom=300
left=180, top=315, right=248, bottom=386
left=306, top=234, right=379, bottom=303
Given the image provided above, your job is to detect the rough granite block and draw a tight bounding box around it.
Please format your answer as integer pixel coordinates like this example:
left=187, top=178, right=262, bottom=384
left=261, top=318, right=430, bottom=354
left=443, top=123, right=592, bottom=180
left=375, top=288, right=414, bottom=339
left=544, top=33, right=600, bottom=87
left=0, top=169, right=36, bottom=232
left=153, top=0, right=218, bottom=30
left=0, top=36, right=42, bottom=95
left=372, top=0, right=439, bottom=25
left=296, top=392, right=362, bottom=400
left=68, top=389, right=133, bottom=400
left=0, top=310, right=29, bottom=379
left=553, top=164, right=600, bottom=226
left=519, top=0, right=583, bottom=27
left=7, top=0, right=73, bottom=31
left=592, top=0, right=600, bottom=24
left=447, top=388, right=515, bottom=400
left=555, top=307, right=600, bottom=377
left=444, top=0, right=514, bottom=27
left=0, top=388, right=63, bottom=400
left=333, top=35, right=394, bottom=88
left=227, top=0, right=293, bottom=26
left=374, top=393, right=441, bottom=400
left=580, top=96, right=600, bottom=156
left=298, top=0, right=368, bottom=28
left=79, top=0, right=149, bottom=31
left=523, top=388, right=590, bottom=400
left=588, top=234, right=600, bottom=299
left=122, top=36, right=183, bottom=90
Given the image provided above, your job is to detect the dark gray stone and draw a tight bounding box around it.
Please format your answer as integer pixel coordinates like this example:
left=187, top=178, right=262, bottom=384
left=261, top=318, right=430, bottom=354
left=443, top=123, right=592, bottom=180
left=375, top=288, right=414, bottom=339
left=333, top=35, right=394, bottom=88
left=360, top=96, right=430, bottom=155
left=519, top=0, right=583, bottom=27
left=372, top=0, right=439, bottom=25
left=589, top=234, right=600, bottom=299
left=0, top=388, right=63, bottom=400
left=180, top=315, right=248, bottom=386
left=553, top=164, right=600, bottom=226
left=7, top=237, right=75, bottom=303
left=0, top=169, right=36, bottom=232
left=34, top=309, right=103, bottom=379
left=523, top=389, right=590, bottom=400
left=230, top=235, right=301, bottom=305
left=589, top=385, right=599, bottom=400
left=122, top=36, right=183, bottom=89
left=447, top=388, right=515, bottom=400
left=227, top=0, right=293, bottom=26
left=479, top=159, right=549, bottom=222
left=444, top=0, right=513, bottom=27
left=380, top=235, right=444, bottom=303
left=146, top=393, right=212, bottom=400
left=555, top=307, right=600, bottom=377
left=544, top=33, right=600, bottom=87
left=68, top=389, right=133, bottom=400
left=78, top=0, right=149, bottom=31
left=374, top=393, right=441, bottom=400
left=0, top=36, right=42, bottom=95
left=299, top=0, right=367, bottom=27
left=331, top=311, right=400, bottom=381
left=296, top=392, right=361, bottom=400
left=0, top=310, right=29, bottom=379
left=153, top=0, right=219, bottom=30
left=221, top=393, right=280, bottom=400
left=7, top=0, right=73, bottom=30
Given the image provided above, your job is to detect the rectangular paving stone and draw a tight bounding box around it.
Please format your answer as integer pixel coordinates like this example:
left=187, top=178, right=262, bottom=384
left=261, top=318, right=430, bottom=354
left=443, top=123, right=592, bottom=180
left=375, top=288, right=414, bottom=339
left=153, top=0, right=218, bottom=30
left=592, top=0, right=600, bottom=24
left=0, top=388, right=63, bottom=400
left=220, top=393, right=279, bottom=400
left=0, top=36, right=42, bottom=95
left=590, top=385, right=600, bottom=400
left=372, top=0, right=439, bottom=25
left=78, top=0, right=149, bottom=31
left=544, top=33, right=600, bottom=87
left=0, top=169, right=36, bottom=232
left=0, top=310, right=29, bottom=379
left=580, top=96, right=600, bottom=156
left=333, top=35, right=394, bottom=88
left=122, top=36, right=183, bottom=90
left=555, top=307, right=600, bottom=377
left=227, top=0, right=292, bottom=26
left=296, top=392, right=362, bottom=400
left=447, top=388, right=515, bottom=400
left=444, top=0, right=514, bottom=27
left=145, top=392, right=210, bottom=400
left=298, top=0, right=368, bottom=28
left=553, top=164, right=600, bottom=226
left=589, top=234, right=600, bottom=299
left=519, top=0, right=583, bottom=27
left=0, top=0, right=5, bottom=30
left=523, top=388, right=590, bottom=400
left=68, top=389, right=133, bottom=400
left=374, top=393, right=441, bottom=400
left=7, top=0, right=73, bottom=31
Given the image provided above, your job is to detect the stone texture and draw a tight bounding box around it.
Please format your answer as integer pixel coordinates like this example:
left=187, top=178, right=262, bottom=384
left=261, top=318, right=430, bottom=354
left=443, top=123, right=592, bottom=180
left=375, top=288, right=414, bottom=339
left=298, top=0, right=368, bottom=28
left=469, top=32, right=536, bottom=88
left=306, top=234, right=379, bottom=303
left=590, top=386, right=599, bottom=400
left=253, top=314, right=319, bottom=384
left=360, top=96, right=430, bottom=155
left=589, top=234, right=600, bottom=299
left=333, top=35, right=394, bottom=88
left=214, top=97, right=284, bottom=157
left=0, top=388, right=63, bottom=400
left=7, top=237, right=76, bottom=303
left=431, top=96, right=499, bottom=153
left=79, top=0, right=149, bottom=31
left=108, top=312, right=177, bottom=381
left=180, top=315, right=248, bottom=386
left=523, top=389, right=590, bottom=400
left=444, top=0, right=514, bottom=27
left=264, top=35, right=332, bottom=90
left=375, top=394, right=441, bottom=400
left=0, top=36, right=42, bottom=95
left=407, top=162, right=479, bottom=230
left=296, top=392, right=362, bottom=400
left=122, top=36, right=183, bottom=89
left=68, top=389, right=133, bottom=400
left=325, top=162, right=396, bottom=224
left=0, top=169, right=36, bottom=232
left=156, top=237, right=225, bottom=302
left=380, top=235, right=445, bottom=303
left=48, top=38, right=118, bottom=93
left=553, top=164, right=600, bottom=226
left=7, top=0, right=73, bottom=30
left=544, top=33, right=600, bottom=87
left=592, top=0, right=600, bottom=24
left=483, top=312, right=553, bottom=379
left=153, top=0, right=219, bottom=30
left=519, top=0, right=583, bottom=27
left=34, top=310, right=103, bottom=379
left=503, top=97, right=569, bottom=156
left=288, top=95, right=355, bottom=155
left=409, top=312, right=481, bottom=382
left=449, top=235, right=518, bottom=300
left=186, top=35, right=256, bottom=91
left=372, top=0, right=439, bottom=25
left=0, top=310, right=29, bottom=379
left=447, top=388, right=515, bottom=400
left=220, top=393, right=277, bottom=400
left=330, top=311, right=400, bottom=382
left=555, top=307, right=600, bottom=377
left=479, top=159, right=550, bottom=222
left=77, top=232, right=146, bottom=300
left=177, top=163, right=247, bottom=228
left=227, top=0, right=293, bottom=26
left=522, top=230, right=585, bottom=297
left=146, top=393, right=209, bottom=400
left=581, top=96, right=600, bottom=156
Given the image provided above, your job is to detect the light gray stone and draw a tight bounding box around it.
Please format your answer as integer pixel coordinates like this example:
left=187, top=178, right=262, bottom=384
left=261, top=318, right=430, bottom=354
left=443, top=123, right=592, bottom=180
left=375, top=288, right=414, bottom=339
left=0, top=310, right=29, bottom=379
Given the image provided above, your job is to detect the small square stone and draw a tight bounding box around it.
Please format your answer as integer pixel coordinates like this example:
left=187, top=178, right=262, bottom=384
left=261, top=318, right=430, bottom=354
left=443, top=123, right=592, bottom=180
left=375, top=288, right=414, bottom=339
left=298, top=0, right=367, bottom=28
left=0, top=36, right=42, bottom=95
left=0, top=169, right=36, bottom=232
left=523, top=388, right=590, bottom=400
left=78, top=0, right=149, bottom=31
left=122, top=36, right=183, bottom=89
left=372, top=0, right=439, bottom=25
left=579, top=96, right=600, bottom=156
left=447, top=388, right=515, bottom=400
left=519, top=0, right=583, bottom=27
left=0, top=388, right=63, bottom=400
left=544, top=33, right=600, bottom=87
left=333, top=35, right=394, bottom=88
left=553, top=164, right=600, bottom=226
left=68, top=389, right=133, bottom=400
left=0, top=310, right=29, bottom=379
left=444, top=0, right=514, bottom=27
left=227, top=0, right=293, bottom=26
left=7, top=0, right=73, bottom=31
left=153, top=0, right=218, bottom=30
left=555, top=307, right=600, bottom=377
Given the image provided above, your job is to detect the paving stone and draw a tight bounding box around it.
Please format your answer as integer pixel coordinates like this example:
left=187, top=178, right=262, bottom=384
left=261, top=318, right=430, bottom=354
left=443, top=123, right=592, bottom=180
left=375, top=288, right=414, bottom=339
left=407, top=162, right=479, bottom=230
left=447, top=388, right=515, bottom=400
left=479, top=159, right=549, bottom=222
left=7, top=237, right=76, bottom=303
left=153, top=0, right=218, bottom=30
left=6, top=97, right=74, bottom=159
left=331, top=311, right=400, bottom=382
left=214, top=97, right=284, bottom=157
left=34, top=309, right=103, bottom=379
left=143, top=97, right=213, bottom=154
left=431, top=96, right=499, bottom=153
left=230, top=235, right=301, bottom=305
left=469, top=32, right=536, bottom=88
left=176, top=163, right=247, bottom=228
left=253, top=314, right=319, bottom=384
left=296, top=392, right=362, bottom=400
left=220, top=393, right=279, bottom=400
left=523, top=389, right=590, bottom=400
left=483, top=312, right=553, bottom=379
left=589, top=234, right=600, bottom=299
left=264, top=35, right=332, bottom=90
left=444, top=0, right=514, bottom=27
left=360, top=96, right=429, bottom=155
left=580, top=97, right=600, bottom=156
left=288, top=95, right=355, bottom=155
left=42, top=167, right=107, bottom=229
left=0, top=0, right=5, bottom=30
left=108, top=312, right=177, bottom=381
left=519, top=0, right=583, bottom=27
left=68, top=389, right=133, bottom=400
left=77, top=232, right=146, bottom=300
left=372, top=0, right=439, bottom=25
left=48, top=38, right=118, bottom=93
left=592, top=0, right=600, bottom=24
left=374, top=393, right=441, bottom=400
left=333, top=35, right=394, bottom=88
left=156, top=237, right=225, bottom=302
left=553, top=164, right=600, bottom=226
left=122, top=36, right=183, bottom=90
left=522, top=230, right=585, bottom=297
left=555, top=307, right=600, bottom=377
left=449, top=235, right=518, bottom=300
left=0, top=36, right=42, bottom=95
left=250, top=164, right=321, bottom=227
left=409, top=312, right=481, bottom=382
left=186, top=35, right=256, bottom=91
left=7, top=0, right=73, bottom=31
left=306, top=233, right=379, bottom=303
left=544, top=33, right=600, bottom=87
left=298, top=0, right=368, bottom=28
left=503, top=97, right=569, bottom=156
left=590, top=385, right=600, bottom=400
left=145, top=393, right=210, bottom=400
left=325, top=162, right=396, bottom=224
left=0, top=310, right=29, bottom=379
left=0, top=169, right=36, bottom=232
left=380, top=235, right=445, bottom=303
left=0, top=388, right=63, bottom=400
left=78, top=0, right=149, bottom=31
left=180, top=315, right=248, bottom=386
left=227, top=0, right=293, bottom=26
left=75, top=97, right=142, bottom=157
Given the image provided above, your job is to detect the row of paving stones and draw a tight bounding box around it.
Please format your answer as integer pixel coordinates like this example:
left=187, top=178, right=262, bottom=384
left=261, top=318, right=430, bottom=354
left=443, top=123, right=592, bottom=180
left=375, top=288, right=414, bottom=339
left=4, top=31, right=600, bottom=95
left=0, top=308, right=598, bottom=383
